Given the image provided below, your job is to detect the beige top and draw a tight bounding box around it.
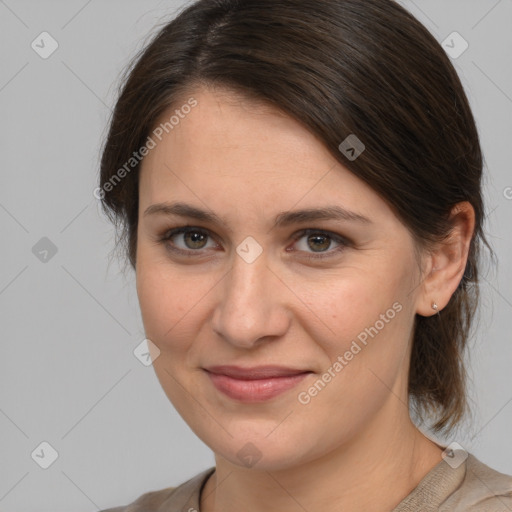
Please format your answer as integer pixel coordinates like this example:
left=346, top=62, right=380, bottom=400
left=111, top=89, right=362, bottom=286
left=100, top=453, right=512, bottom=511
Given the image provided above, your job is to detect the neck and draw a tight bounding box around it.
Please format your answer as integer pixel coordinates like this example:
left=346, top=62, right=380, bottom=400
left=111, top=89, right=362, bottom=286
left=200, top=403, right=443, bottom=512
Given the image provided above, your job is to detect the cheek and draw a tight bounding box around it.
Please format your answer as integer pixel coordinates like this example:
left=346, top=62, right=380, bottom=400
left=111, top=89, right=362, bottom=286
left=136, top=262, right=197, bottom=348
left=135, top=262, right=208, bottom=407
left=295, top=287, right=411, bottom=424
left=136, top=254, right=224, bottom=362
left=305, top=272, right=402, bottom=348
left=302, top=267, right=414, bottom=404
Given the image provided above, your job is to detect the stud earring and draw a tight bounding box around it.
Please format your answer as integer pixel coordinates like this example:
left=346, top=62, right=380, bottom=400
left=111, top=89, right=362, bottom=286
left=431, top=302, right=438, bottom=311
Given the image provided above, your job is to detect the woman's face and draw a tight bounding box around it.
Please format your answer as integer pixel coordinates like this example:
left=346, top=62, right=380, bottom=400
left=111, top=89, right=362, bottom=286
left=136, top=86, right=425, bottom=471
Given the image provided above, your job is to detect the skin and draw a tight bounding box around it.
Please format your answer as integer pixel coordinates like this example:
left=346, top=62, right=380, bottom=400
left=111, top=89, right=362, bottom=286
left=135, top=85, right=475, bottom=512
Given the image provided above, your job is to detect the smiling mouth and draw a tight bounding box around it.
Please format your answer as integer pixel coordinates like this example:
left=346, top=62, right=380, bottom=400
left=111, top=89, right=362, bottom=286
left=203, top=365, right=313, bottom=402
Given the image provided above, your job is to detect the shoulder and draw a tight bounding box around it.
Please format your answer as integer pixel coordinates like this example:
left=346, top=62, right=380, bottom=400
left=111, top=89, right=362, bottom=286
left=98, top=467, right=215, bottom=512
left=99, top=486, right=177, bottom=512
left=441, top=454, right=512, bottom=511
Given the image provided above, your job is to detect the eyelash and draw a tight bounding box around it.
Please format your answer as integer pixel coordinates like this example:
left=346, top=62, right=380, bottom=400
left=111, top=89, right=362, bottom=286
left=156, top=226, right=350, bottom=260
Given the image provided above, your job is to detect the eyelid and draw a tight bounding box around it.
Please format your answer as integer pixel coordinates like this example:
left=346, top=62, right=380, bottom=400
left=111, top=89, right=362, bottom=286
left=288, top=228, right=350, bottom=258
left=290, top=228, right=349, bottom=245
left=158, top=226, right=220, bottom=256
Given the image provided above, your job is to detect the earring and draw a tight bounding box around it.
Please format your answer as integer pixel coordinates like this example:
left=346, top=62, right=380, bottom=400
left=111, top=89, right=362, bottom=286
left=431, top=302, right=438, bottom=311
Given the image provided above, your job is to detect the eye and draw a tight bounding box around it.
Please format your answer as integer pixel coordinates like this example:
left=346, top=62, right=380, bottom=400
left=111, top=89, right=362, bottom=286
left=158, top=226, right=218, bottom=256
left=290, top=229, right=349, bottom=259
left=157, top=226, right=350, bottom=260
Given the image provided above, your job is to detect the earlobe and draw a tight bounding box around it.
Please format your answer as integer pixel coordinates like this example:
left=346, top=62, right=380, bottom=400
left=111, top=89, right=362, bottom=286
left=416, top=201, right=475, bottom=317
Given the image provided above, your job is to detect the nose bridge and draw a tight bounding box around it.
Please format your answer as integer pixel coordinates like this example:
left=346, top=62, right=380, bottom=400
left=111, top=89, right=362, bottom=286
left=229, top=256, right=265, bottom=309
left=212, top=247, right=288, bottom=347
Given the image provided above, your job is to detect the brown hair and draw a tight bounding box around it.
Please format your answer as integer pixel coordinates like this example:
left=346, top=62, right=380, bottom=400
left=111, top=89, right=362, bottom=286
left=99, top=0, right=491, bottom=434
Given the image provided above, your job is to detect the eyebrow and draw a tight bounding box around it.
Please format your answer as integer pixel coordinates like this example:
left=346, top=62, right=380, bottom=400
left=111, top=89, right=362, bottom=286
left=143, top=201, right=372, bottom=229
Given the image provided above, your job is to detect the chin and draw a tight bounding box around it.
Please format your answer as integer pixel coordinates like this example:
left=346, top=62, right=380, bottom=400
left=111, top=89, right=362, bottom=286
left=221, top=445, right=304, bottom=472
left=201, top=427, right=322, bottom=472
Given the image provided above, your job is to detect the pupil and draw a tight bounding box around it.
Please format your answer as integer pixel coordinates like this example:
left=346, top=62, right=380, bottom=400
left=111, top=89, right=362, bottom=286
left=186, top=231, right=207, bottom=249
left=308, top=234, right=330, bottom=252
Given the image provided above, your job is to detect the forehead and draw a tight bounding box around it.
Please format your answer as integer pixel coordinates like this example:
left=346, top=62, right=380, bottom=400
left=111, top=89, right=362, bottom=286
left=138, top=87, right=390, bottom=223
left=146, top=87, right=326, bottom=169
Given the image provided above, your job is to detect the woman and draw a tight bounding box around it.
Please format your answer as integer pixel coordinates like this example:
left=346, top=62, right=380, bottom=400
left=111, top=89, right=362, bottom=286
left=97, top=0, right=512, bottom=510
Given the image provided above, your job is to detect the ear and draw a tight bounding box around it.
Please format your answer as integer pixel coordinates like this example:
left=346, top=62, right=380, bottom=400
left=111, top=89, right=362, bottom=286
left=416, top=201, right=475, bottom=317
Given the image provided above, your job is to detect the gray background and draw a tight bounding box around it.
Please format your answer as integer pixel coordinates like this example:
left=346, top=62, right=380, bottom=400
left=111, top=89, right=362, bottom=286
left=1, top=1, right=511, bottom=510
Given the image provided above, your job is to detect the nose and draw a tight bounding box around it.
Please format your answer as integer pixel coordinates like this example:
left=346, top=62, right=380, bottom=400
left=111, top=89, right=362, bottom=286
left=211, top=249, right=291, bottom=349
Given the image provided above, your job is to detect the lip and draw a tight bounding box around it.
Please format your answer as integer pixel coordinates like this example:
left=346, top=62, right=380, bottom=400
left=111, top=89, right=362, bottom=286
left=204, top=365, right=312, bottom=402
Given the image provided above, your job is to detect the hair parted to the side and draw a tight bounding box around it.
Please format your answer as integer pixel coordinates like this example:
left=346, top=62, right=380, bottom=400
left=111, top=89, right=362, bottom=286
left=99, top=0, right=493, bottom=434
